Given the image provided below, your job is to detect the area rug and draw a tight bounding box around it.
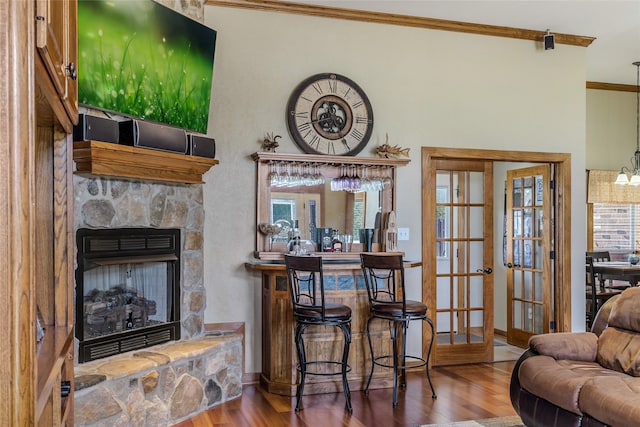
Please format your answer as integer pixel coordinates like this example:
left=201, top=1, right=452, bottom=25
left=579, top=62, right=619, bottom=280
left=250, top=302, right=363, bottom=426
left=420, top=415, right=524, bottom=427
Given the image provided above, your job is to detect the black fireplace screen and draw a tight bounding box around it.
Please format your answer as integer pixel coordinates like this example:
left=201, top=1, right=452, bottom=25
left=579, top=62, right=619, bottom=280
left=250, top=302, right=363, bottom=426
left=76, top=228, right=181, bottom=362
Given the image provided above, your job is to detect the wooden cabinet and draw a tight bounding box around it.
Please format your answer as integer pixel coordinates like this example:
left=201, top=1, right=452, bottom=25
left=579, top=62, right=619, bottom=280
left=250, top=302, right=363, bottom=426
left=36, top=0, right=79, bottom=131
left=250, top=263, right=395, bottom=396
left=0, top=1, right=76, bottom=425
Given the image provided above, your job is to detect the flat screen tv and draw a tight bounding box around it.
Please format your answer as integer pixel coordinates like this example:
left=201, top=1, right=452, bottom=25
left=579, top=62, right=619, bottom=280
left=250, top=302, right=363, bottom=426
left=77, top=0, right=217, bottom=134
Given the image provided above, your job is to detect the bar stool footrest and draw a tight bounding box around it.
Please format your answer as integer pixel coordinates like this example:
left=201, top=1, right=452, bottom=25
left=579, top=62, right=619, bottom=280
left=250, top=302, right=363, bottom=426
left=297, top=360, right=353, bottom=377
left=372, top=354, right=427, bottom=370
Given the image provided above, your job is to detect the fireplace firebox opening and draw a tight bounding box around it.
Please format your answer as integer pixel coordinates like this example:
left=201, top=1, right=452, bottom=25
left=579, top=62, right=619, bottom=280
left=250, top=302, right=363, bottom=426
left=75, top=228, right=181, bottom=363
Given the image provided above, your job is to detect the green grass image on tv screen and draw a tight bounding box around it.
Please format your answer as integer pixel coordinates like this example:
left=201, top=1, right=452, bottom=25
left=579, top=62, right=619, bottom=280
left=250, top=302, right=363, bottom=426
left=78, top=0, right=216, bottom=134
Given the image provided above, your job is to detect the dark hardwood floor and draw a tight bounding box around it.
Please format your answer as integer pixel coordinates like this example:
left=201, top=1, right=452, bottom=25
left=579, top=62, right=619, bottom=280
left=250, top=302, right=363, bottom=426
left=175, top=360, right=518, bottom=427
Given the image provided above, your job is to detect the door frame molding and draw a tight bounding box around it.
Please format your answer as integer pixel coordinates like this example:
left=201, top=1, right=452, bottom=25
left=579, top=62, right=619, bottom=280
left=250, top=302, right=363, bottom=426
left=421, top=147, right=572, bottom=361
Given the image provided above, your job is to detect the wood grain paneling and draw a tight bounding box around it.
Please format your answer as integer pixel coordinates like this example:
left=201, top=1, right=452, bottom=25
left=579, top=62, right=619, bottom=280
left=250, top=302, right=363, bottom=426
left=73, top=140, right=218, bottom=184
left=253, top=265, right=397, bottom=396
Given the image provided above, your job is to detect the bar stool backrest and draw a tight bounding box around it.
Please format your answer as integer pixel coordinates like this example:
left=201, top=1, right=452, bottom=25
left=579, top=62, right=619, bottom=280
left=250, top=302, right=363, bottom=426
left=360, top=253, right=406, bottom=313
left=285, top=255, right=326, bottom=320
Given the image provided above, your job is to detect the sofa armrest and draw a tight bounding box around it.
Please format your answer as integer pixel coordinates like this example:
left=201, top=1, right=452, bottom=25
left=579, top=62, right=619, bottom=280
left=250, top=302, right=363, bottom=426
left=528, top=332, right=598, bottom=362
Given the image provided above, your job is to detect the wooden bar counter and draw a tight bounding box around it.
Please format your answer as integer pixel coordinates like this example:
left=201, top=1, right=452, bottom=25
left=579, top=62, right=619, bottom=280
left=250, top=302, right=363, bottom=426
left=246, top=257, right=421, bottom=397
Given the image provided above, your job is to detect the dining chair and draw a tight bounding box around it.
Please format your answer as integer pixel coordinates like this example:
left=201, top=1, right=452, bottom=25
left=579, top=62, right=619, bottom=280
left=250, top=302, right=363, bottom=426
left=586, top=250, right=632, bottom=290
left=360, top=253, right=436, bottom=407
left=284, top=255, right=353, bottom=413
left=586, top=255, right=622, bottom=330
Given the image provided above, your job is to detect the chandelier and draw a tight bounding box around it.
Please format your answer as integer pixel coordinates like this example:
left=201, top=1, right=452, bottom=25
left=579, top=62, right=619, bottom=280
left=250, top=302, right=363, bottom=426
left=615, top=61, right=640, bottom=185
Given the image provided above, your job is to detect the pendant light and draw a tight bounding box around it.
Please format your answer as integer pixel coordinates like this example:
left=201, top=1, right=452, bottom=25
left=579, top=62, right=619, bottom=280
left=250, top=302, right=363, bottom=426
left=615, top=61, right=640, bottom=185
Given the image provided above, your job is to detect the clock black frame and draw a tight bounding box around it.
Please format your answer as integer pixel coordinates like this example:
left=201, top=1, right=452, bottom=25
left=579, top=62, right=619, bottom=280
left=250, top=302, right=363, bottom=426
left=286, top=73, right=374, bottom=156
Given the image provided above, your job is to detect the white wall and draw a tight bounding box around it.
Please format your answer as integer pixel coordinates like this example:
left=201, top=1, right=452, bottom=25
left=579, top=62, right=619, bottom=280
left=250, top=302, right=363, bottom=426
left=586, top=89, right=636, bottom=170
left=202, top=5, right=588, bottom=373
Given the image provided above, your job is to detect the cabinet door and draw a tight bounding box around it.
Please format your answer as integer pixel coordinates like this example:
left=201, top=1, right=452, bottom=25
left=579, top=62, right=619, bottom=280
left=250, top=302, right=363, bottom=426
left=64, top=0, right=78, bottom=120
left=36, top=0, right=78, bottom=124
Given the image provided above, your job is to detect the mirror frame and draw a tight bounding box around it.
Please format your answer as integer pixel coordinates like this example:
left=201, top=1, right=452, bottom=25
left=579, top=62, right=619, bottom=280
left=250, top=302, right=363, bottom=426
left=253, top=151, right=410, bottom=260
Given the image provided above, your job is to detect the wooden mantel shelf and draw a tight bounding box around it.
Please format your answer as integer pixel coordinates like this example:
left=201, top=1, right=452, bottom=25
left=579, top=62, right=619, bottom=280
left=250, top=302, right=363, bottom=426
left=73, top=140, right=218, bottom=184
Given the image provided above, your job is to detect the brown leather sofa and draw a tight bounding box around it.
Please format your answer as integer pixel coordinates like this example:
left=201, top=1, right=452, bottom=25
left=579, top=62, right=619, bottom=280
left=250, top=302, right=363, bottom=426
left=510, top=287, right=640, bottom=427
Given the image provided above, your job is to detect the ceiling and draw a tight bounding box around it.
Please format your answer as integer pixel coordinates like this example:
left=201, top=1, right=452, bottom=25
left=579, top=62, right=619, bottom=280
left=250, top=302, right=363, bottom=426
left=295, top=0, right=640, bottom=86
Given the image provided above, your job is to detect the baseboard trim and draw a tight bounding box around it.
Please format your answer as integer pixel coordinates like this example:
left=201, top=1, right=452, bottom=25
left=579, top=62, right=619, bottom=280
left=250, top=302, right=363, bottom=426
left=242, top=372, right=261, bottom=384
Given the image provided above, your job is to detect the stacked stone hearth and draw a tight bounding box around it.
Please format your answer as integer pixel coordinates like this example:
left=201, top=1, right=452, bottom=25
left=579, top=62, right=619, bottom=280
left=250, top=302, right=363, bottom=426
left=73, top=176, right=242, bottom=426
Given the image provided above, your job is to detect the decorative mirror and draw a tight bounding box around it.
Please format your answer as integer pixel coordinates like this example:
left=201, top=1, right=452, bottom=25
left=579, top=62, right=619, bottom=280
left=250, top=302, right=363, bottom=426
left=253, top=152, right=409, bottom=260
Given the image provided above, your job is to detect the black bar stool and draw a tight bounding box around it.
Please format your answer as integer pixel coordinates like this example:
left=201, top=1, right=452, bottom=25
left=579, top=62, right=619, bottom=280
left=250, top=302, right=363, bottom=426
left=284, top=255, right=353, bottom=413
left=360, top=253, right=436, bottom=407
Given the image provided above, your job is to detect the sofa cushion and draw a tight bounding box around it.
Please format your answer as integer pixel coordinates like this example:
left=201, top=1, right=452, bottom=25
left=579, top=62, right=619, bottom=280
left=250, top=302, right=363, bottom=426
left=519, top=355, right=625, bottom=415
left=529, top=332, right=597, bottom=361
left=579, top=376, right=640, bottom=427
left=597, top=327, right=640, bottom=375
left=607, top=287, right=640, bottom=332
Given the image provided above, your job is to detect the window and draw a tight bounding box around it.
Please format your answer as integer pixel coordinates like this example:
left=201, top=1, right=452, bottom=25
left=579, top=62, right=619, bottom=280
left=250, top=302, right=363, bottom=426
left=592, top=203, right=639, bottom=256
left=436, top=186, right=448, bottom=258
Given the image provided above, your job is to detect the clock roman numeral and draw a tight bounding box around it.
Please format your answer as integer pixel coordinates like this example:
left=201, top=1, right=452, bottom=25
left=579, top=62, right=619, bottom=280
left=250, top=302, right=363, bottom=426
left=328, top=79, right=337, bottom=94
left=298, top=122, right=311, bottom=133
left=327, top=140, right=336, bottom=154
left=342, top=139, right=351, bottom=151
left=312, top=83, right=323, bottom=95
left=309, top=135, right=320, bottom=150
left=343, top=87, right=352, bottom=98
left=355, top=116, right=370, bottom=124
left=350, top=128, right=364, bottom=142
left=295, top=111, right=309, bottom=119
left=352, top=100, right=364, bottom=109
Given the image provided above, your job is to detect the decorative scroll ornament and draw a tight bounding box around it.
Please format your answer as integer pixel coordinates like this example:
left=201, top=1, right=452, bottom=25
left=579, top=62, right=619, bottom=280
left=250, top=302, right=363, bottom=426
left=376, top=133, right=409, bottom=158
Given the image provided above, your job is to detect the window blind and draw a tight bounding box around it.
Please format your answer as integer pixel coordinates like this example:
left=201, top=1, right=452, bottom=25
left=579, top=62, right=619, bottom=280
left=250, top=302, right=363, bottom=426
left=592, top=203, right=638, bottom=252
left=587, top=170, right=640, bottom=204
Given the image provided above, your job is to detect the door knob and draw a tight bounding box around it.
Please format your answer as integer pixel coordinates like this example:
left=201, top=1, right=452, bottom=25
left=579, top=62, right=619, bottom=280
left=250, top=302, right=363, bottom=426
left=476, top=267, right=493, bottom=274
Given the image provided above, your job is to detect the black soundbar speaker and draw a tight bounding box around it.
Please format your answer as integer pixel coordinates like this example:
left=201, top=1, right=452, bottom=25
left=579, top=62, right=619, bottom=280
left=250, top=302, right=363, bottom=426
left=119, top=119, right=188, bottom=154
left=73, top=114, right=119, bottom=143
left=187, top=134, right=216, bottom=159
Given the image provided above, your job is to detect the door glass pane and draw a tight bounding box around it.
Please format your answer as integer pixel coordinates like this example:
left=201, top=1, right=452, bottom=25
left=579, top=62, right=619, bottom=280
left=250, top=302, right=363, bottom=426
left=469, top=207, right=483, bottom=238
left=534, top=240, right=543, bottom=269
left=456, top=276, right=467, bottom=309
left=470, top=275, right=484, bottom=308
left=514, top=270, right=522, bottom=298
left=469, top=172, right=484, bottom=204
left=452, top=206, right=466, bottom=238
left=535, top=175, right=543, bottom=206
left=524, top=271, right=533, bottom=300
left=523, top=177, right=533, bottom=207
left=534, top=272, right=543, bottom=300
left=436, top=312, right=451, bottom=335
left=514, top=239, right=522, bottom=266
left=524, top=209, right=533, bottom=237
left=513, top=300, right=522, bottom=328
left=512, top=178, right=522, bottom=207
left=524, top=239, right=532, bottom=268
left=535, top=208, right=543, bottom=238
left=437, top=278, right=451, bottom=309
left=513, top=210, right=522, bottom=237
left=524, top=302, right=532, bottom=331
left=534, top=304, right=544, bottom=333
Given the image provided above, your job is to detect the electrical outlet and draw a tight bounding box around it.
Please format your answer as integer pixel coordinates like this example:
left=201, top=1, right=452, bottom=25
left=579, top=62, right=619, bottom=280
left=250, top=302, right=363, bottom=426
left=397, top=227, right=410, bottom=241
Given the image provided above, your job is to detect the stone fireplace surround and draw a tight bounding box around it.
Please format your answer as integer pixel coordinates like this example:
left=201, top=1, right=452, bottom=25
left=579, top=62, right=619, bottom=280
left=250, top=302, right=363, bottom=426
left=73, top=176, right=242, bottom=425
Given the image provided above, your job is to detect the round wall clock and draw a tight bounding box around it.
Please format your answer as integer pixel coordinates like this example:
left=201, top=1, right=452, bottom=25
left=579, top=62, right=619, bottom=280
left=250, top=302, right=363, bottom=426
left=286, top=73, right=374, bottom=156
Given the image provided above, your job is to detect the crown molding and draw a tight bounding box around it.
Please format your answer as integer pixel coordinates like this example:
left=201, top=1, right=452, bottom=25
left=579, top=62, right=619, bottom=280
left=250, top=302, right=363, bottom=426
left=205, top=0, right=595, bottom=47
left=586, top=81, right=640, bottom=92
